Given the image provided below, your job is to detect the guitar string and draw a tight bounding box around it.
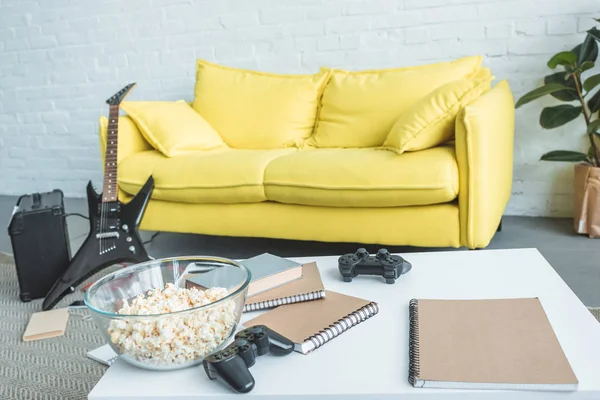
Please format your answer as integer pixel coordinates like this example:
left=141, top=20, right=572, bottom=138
left=108, top=108, right=117, bottom=253
left=104, top=112, right=116, bottom=253
left=100, top=119, right=109, bottom=255
left=100, top=111, right=113, bottom=255
left=106, top=107, right=118, bottom=253
left=99, top=138, right=106, bottom=255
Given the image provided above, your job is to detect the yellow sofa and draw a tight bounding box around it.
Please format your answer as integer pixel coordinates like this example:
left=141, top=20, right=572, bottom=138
left=98, top=56, right=515, bottom=249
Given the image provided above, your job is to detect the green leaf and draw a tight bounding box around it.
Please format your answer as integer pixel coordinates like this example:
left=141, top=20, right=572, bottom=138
left=581, top=60, right=595, bottom=72
left=544, top=72, right=579, bottom=101
left=515, top=83, right=577, bottom=108
left=587, top=119, right=600, bottom=134
left=588, top=89, right=600, bottom=113
left=573, top=40, right=599, bottom=65
left=547, top=51, right=577, bottom=69
left=539, top=105, right=583, bottom=128
left=540, top=150, right=589, bottom=162
left=584, top=73, right=600, bottom=92
left=588, top=27, right=600, bottom=42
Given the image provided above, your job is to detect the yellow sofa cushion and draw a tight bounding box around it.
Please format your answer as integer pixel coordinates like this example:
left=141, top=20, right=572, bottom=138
left=263, top=146, right=458, bottom=208
left=307, top=56, right=483, bottom=148
left=118, top=148, right=295, bottom=204
left=99, top=115, right=153, bottom=164
left=383, top=78, right=492, bottom=155
left=191, top=59, right=330, bottom=149
left=131, top=198, right=461, bottom=248
left=119, top=100, right=226, bottom=157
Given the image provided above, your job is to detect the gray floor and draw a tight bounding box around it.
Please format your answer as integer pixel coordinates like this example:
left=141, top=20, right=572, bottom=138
left=1, top=195, right=599, bottom=306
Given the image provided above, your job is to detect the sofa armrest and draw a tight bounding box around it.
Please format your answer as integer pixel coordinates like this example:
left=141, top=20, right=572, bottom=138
left=98, top=115, right=152, bottom=165
left=455, top=80, right=515, bottom=249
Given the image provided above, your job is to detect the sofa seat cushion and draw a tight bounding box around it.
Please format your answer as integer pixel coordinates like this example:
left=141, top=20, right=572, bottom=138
left=118, top=148, right=295, bottom=204
left=263, top=146, right=459, bottom=208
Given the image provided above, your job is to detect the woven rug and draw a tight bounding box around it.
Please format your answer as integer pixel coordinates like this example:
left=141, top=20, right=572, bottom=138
left=0, top=252, right=122, bottom=400
left=590, top=307, right=600, bottom=322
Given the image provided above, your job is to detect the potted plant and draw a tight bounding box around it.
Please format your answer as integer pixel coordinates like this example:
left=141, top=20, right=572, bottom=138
left=516, top=24, right=600, bottom=237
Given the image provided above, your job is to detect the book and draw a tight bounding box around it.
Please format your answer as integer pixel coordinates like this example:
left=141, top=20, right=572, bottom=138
left=242, top=253, right=303, bottom=297
left=185, top=253, right=303, bottom=297
left=87, top=344, right=119, bottom=366
left=408, top=298, right=578, bottom=391
left=244, top=290, right=379, bottom=354
left=243, top=262, right=325, bottom=312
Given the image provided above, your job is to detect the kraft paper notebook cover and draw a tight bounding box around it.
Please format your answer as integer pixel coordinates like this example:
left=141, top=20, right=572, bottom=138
left=408, top=298, right=578, bottom=391
left=243, top=262, right=325, bottom=312
left=244, top=290, right=379, bottom=354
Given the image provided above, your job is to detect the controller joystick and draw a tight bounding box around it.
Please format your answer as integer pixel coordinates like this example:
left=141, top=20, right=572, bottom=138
left=376, top=248, right=389, bottom=259
left=203, top=325, right=294, bottom=393
left=338, top=248, right=412, bottom=284
left=357, top=248, right=369, bottom=259
left=234, top=324, right=293, bottom=356
left=231, top=338, right=257, bottom=367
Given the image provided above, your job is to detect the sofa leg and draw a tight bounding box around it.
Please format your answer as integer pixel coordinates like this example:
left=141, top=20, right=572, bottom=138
left=497, top=217, right=503, bottom=232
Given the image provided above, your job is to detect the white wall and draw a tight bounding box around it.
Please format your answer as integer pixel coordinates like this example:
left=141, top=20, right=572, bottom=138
left=0, top=0, right=598, bottom=216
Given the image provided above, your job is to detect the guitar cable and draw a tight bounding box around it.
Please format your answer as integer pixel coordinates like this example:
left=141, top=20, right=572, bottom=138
left=65, top=213, right=89, bottom=220
left=143, top=231, right=160, bottom=245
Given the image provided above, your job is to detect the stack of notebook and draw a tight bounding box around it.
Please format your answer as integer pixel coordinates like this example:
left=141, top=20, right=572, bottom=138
left=235, top=253, right=379, bottom=355
left=240, top=253, right=327, bottom=312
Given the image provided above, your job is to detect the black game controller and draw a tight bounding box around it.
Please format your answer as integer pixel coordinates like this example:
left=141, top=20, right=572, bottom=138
left=338, top=248, right=412, bottom=284
left=203, top=325, right=294, bottom=393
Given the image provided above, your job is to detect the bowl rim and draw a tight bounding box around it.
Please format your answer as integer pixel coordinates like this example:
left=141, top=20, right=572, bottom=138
left=83, top=255, right=251, bottom=318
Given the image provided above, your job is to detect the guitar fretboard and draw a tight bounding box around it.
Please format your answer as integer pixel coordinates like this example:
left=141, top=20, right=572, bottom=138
left=103, top=105, right=119, bottom=203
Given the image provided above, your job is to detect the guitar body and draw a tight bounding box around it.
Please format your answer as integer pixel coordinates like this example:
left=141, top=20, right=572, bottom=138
left=42, top=83, right=156, bottom=311
left=42, top=177, right=154, bottom=311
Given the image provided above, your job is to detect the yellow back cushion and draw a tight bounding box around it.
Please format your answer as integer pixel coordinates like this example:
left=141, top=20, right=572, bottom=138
left=308, top=56, right=484, bottom=148
left=192, top=59, right=331, bottom=149
left=120, top=100, right=226, bottom=157
left=383, top=78, right=493, bottom=155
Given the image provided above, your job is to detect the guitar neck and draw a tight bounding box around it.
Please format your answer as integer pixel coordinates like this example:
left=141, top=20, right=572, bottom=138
left=102, top=105, right=119, bottom=203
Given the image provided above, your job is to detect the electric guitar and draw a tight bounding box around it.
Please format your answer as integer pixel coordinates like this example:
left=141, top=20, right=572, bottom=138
left=42, top=83, right=155, bottom=311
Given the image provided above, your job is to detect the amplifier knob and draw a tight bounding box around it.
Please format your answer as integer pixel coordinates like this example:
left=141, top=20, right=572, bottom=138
left=126, top=237, right=132, bottom=242
left=122, top=224, right=129, bottom=232
left=128, top=246, right=135, bottom=253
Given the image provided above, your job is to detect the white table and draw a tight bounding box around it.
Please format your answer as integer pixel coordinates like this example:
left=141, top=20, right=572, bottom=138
left=88, top=248, right=600, bottom=399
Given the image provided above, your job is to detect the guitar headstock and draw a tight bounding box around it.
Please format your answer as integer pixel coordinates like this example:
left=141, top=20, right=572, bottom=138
left=106, top=83, right=136, bottom=105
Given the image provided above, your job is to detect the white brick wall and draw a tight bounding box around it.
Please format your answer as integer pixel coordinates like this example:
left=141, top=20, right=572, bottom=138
left=0, top=0, right=598, bottom=217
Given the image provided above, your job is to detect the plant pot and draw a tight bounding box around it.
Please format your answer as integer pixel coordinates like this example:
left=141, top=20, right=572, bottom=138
left=573, top=162, right=600, bottom=238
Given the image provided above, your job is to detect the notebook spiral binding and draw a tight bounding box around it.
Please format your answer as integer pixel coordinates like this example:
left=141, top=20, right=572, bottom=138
left=107, top=355, right=119, bottom=366
left=408, top=298, right=420, bottom=386
left=304, top=302, right=379, bottom=354
left=243, top=290, right=326, bottom=312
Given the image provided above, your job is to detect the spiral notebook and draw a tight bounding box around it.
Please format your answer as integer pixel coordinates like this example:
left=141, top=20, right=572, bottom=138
left=243, top=262, right=325, bottom=312
left=408, top=298, right=578, bottom=391
left=244, top=290, right=379, bottom=354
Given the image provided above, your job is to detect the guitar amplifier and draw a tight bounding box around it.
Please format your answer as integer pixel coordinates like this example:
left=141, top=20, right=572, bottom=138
left=7, top=189, right=72, bottom=302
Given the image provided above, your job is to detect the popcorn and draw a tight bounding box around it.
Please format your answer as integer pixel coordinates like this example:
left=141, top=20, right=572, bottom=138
left=107, top=283, right=236, bottom=367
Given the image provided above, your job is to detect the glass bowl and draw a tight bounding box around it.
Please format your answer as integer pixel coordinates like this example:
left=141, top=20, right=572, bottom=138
left=84, top=256, right=251, bottom=371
